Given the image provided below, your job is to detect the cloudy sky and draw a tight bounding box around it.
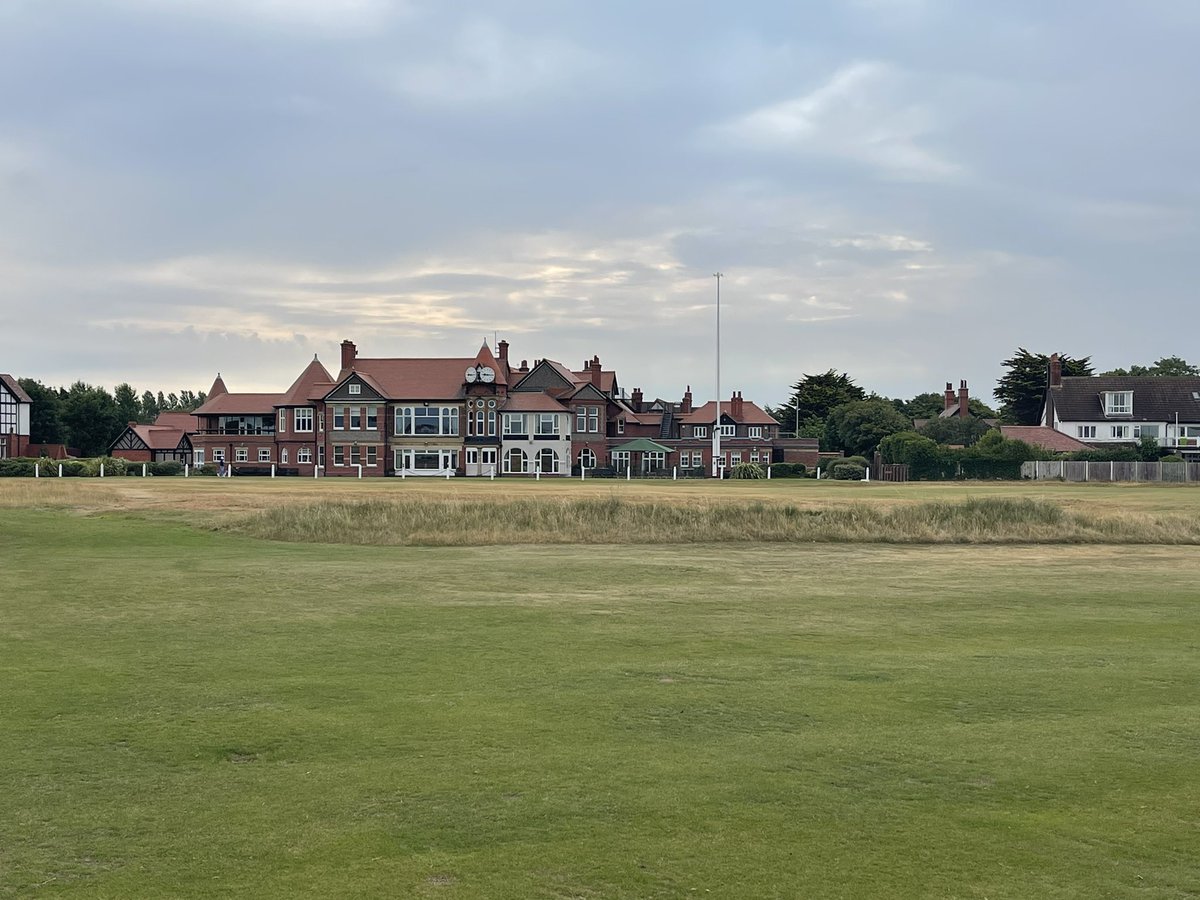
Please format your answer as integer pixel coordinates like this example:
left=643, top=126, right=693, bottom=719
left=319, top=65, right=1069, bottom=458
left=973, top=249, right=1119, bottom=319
left=2, top=0, right=1197, bottom=407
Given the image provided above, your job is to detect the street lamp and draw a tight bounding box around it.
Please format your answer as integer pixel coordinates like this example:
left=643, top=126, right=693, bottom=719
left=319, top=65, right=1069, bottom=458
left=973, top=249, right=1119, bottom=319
left=712, top=271, right=723, bottom=478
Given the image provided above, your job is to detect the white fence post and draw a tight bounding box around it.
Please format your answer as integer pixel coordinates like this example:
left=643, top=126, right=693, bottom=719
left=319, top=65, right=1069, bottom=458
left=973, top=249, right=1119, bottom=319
left=673, top=466, right=677, bottom=481
left=816, top=467, right=821, bottom=480
left=34, top=463, right=39, bottom=478
left=58, top=463, right=63, bottom=477
left=100, top=463, right=104, bottom=478
left=142, top=463, right=147, bottom=477
left=767, top=466, right=771, bottom=480
left=355, top=464, right=363, bottom=480
left=184, top=464, right=189, bottom=477
left=271, top=464, right=276, bottom=478
left=626, top=466, right=631, bottom=481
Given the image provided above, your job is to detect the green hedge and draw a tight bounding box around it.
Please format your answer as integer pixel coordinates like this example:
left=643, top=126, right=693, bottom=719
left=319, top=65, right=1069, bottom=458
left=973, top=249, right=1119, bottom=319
left=830, top=462, right=866, bottom=480
left=768, top=462, right=807, bottom=478
left=0, top=456, right=128, bottom=477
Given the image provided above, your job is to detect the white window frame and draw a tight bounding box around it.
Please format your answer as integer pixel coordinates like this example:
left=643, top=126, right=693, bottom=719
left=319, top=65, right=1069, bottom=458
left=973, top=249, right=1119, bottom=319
left=1111, top=425, right=1130, bottom=439
left=616, top=419, right=625, bottom=435
left=694, top=426, right=707, bottom=439
left=235, top=448, right=248, bottom=462
left=194, top=449, right=205, bottom=465
left=281, top=448, right=289, bottom=465
left=579, top=448, right=596, bottom=468
left=536, top=413, right=558, bottom=436
left=334, top=445, right=345, bottom=466
left=334, top=407, right=345, bottom=430
left=258, top=448, right=271, bottom=462
left=278, top=409, right=286, bottom=433
left=748, top=426, right=763, bottom=439
left=718, top=424, right=735, bottom=438
left=588, top=406, right=599, bottom=433
left=536, top=448, right=559, bottom=473
left=212, top=449, right=225, bottom=463
left=348, top=383, right=361, bottom=395
left=1105, top=392, right=1132, bottom=416
left=366, top=446, right=377, bottom=466
left=366, top=407, right=378, bottom=430
left=1077, top=425, right=1096, bottom=439
left=691, top=451, right=703, bottom=468
left=503, top=413, right=527, bottom=436
left=297, top=447, right=312, bottom=464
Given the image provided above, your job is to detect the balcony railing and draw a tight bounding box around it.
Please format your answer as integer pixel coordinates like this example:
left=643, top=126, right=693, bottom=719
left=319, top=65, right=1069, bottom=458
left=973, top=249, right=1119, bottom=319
left=194, top=427, right=276, bottom=436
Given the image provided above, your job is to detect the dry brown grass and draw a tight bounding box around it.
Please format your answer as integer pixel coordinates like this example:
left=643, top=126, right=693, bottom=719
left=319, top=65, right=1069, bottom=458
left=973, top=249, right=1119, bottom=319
left=228, top=495, right=1200, bottom=547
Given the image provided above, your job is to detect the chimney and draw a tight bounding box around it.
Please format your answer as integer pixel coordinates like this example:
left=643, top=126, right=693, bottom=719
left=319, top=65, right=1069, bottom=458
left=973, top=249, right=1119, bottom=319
left=681, top=386, right=692, bottom=414
left=497, top=340, right=509, bottom=365
left=590, top=355, right=602, bottom=387
left=519, top=359, right=529, bottom=373
left=631, top=387, right=643, bottom=412
left=731, top=391, right=744, bottom=419
left=958, top=380, right=970, bottom=418
left=1049, top=353, right=1062, bottom=388
left=944, top=382, right=956, bottom=412
left=340, top=339, right=357, bottom=370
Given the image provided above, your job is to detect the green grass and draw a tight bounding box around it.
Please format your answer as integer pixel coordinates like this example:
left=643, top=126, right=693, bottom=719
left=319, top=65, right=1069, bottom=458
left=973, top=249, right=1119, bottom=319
left=2, top=482, right=1200, bottom=897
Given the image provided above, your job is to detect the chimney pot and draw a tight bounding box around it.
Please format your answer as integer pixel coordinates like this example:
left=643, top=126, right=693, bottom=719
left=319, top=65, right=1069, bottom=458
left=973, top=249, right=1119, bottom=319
left=498, top=340, right=509, bottom=363
left=1049, top=353, right=1063, bottom=388
left=959, top=381, right=970, bottom=418
left=340, top=339, right=357, bottom=370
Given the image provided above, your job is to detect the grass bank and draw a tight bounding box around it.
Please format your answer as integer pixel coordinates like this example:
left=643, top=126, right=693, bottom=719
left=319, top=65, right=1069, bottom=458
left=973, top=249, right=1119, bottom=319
left=231, top=495, right=1200, bottom=546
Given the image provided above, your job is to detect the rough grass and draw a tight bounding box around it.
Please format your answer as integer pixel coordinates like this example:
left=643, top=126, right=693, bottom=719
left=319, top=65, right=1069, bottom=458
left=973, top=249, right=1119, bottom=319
left=231, top=495, right=1200, bottom=546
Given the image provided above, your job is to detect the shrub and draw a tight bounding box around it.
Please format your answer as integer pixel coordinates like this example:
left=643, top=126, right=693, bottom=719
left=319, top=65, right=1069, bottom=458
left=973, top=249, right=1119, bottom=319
left=830, top=462, right=866, bottom=480
left=843, top=455, right=870, bottom=468
left=731, top=462, right=766, bottom=480
left=0, top=458, right=38, bottom=477
left=77, top=456, right=128, bottom=477
left=148, top=461, right=184, bottom=476
left=768, top=462, right=806, bottom=478
left=1068, top=448, right=1140, bottom=463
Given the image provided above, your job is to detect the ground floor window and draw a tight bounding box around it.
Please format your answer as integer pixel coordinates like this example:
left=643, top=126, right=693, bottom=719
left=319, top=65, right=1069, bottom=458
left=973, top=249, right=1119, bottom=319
left=366, top=446, right=377, bottom=466
left=536, top=448, right=559, bottom=474
left=318, top=446, right=325, bottom=468
left=334, top=446, right=344, bottom=466
left=730, top=451, right=742, bottom=464
left=281, top=448, right=289, bottom=464
left=691, top=451, right=703, bottom=468
left=643, top=451, right=665, bottom=472
left=350, top=445, right=361, bottom=466
left=258, top=448, right=271, bottom=462
left=505, top=448, right=528, bottom=473
left=234, top=448, right=248, bottom=462
left=194, top=450, right=205, bottom=465
left=579, top=448, right=596, bottom=468
left=297, top=447, right=312, bottom=464
left=394, top=448, right=458, bottom=471
left=612, top=451, right=630, bottom=472
left=212, top=449, right=225, bottom=463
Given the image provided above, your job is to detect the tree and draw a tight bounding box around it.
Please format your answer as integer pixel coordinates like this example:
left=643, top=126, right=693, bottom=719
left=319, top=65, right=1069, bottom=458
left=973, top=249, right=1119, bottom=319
left=879, top=431, right=953, bottom=479
left=61, top=382, right=122, bottom=457
left=918, top=417, right=994, bottom=447
left=902, top=392, right=945, bottom=422
left=823, top=399, right=910, bottom=457
left=995, top=349, right=1093, bottom=425
left=1101, top=356, right=1199, bottom=377
left=141, top=391, right=159, bottom=422
left=774, top=370, right=867, bottom=436
left=114, top=383, right=141, bottom=425
left=18, top=378, right=67, bottom=445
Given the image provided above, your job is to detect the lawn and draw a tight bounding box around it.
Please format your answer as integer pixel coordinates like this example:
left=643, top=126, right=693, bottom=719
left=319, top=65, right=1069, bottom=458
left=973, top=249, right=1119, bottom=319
left=2, top=479, right=1199, bottom=897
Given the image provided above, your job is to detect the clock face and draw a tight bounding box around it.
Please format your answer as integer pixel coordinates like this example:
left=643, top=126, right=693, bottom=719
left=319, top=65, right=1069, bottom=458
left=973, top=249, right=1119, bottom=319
left=488, top=399, right=497, bottom=408
left=479, top=366, right=495, bottom=383
left=464, top=367, right=477, bottom=383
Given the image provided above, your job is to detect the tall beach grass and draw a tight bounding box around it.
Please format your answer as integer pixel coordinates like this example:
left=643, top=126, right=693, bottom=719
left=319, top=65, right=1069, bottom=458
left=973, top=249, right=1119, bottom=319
left=231, top=495, right=1200, bottom=546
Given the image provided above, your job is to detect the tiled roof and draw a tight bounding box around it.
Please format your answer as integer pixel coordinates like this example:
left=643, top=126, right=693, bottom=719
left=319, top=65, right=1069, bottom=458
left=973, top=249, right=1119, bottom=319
left=502, top=393, right=570, bottom=412
left=1001, top=426, right=1091, bottom=453
left=471, top=342, right=508, bottom=386
left=343, top=358, right=477, bottom=400
left=570, top=368, right=616, bottom=393
left=153, top=412, right=198, bottom=430
left=1050, top=376, right=1200, bottom=422
left=194, top=392, right=285, bottom=415
left=678, top=401, right=779, bottom=425
left=133, top=423, right=191, bottom=451
left=280, top=357, right=334, bottom=406
left=0, top=374, right=32, bottom=403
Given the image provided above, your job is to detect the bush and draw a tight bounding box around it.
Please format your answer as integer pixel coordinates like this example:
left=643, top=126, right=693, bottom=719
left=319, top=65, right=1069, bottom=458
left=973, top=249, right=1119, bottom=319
left=1068, top=448, right=1140, bottom=463
left=77, top=456, right=128, bottom=477
left=149, top=461, right=184, bottom=476
left=830, top=462, right=866, bottom=480
left=730, top=462, right=766, bottom=480
left=768, top=462, right=806, bottom=478
left=843, top=455, right=870, bottom=468
left=0, top=457, right=38, bottom=477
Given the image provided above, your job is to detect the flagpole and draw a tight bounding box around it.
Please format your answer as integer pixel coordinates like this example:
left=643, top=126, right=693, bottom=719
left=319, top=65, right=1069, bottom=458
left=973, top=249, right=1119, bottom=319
left=712, top=271, right=723, bottom=477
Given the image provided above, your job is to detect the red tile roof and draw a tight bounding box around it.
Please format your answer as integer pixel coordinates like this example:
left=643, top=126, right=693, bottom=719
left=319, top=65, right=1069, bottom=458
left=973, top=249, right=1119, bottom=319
left=342, top=358, right=477, bottom=400
left=502, top=393, right=570, bottom=412
left=280, top=357, right=334, bottom=406
left=153, top=412, right=198, bottom=430
left=1000, top=426, right=1091, bottom=452
left=679, top=400, right=778, bottom=425
left=194, top=392, right=285, bottom=415
left=131, top=423, right=190, bottom=451
left=0, top=374, right=31, bottom=403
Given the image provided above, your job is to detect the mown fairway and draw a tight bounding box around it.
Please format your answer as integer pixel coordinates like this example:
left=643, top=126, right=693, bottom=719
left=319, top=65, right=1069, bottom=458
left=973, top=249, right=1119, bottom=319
left=2, top=479, right=1199, bottom=898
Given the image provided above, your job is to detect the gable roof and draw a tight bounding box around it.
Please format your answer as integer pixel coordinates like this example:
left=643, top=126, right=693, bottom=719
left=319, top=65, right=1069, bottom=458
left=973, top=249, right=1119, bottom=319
left=470, top=342, right=508, bottom=386
left=0, top=374, right=31, bottom=403
left=342, top=357, right=477, bottom=400
left=280, top=356, right=334, bottom=406
left=1049, top=376, right=1200, bottom=423
left=1000, top=426, right=1091, bottom=453
left=678, top=400, right=779, bottom=426
left=611, top=438, right=673, bottom=454
left=502, top=393, right=570, bottom=412
left=153, top=412, right=198, bottom=430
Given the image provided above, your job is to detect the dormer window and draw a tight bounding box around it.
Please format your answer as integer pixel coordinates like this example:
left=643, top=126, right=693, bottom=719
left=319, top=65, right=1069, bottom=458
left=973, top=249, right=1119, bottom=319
left=349, top=383, right=361, bottom=395
left=1104, top=391, right=1132, bottom=416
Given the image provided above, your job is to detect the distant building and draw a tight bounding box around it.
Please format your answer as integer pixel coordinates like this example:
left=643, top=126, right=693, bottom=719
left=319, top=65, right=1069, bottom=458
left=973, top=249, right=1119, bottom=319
left=1041, top=353, right=1200, bottom=459
left=0, top=374, right=32, bottom=459
left=108, top=412, right=196, bottom=464
left=180, top=339, right=816, bottom=476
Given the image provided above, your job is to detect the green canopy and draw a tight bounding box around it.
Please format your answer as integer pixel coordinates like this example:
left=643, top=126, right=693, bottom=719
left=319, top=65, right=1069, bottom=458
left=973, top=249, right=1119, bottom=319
left=610, top=438, right=673, bottom=454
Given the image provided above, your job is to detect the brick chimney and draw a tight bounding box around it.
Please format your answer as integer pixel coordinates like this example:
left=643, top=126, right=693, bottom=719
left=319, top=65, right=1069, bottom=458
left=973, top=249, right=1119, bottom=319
left=590, top=355, right=602, bottom=387
left=958, top=380, right=970, bottom=418
left=519, top=359, right=529, bottom=374
left=497, top=340, right=509, bottom=365
left=1049, top=353, right=1062, bottom=388
left=731, top=391, right=744, bottom=419
left=340, top=339, right=357, bottom=370
left=631, top=387, right=643, bottom=412
left=681, top=386, right=692, bottom=414
left=944, top=382, right=956, bottom=412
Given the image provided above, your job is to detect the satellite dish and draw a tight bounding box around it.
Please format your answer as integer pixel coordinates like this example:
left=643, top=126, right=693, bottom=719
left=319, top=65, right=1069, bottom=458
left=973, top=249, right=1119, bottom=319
left=465, top=366, right=478, bottom=383
left=480, top=366, right=495, bottom=383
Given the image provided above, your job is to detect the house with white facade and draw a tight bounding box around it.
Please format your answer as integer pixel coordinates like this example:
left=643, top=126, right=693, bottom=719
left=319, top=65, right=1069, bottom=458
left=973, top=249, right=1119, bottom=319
left=1041, top=354, right=1200, bottom=459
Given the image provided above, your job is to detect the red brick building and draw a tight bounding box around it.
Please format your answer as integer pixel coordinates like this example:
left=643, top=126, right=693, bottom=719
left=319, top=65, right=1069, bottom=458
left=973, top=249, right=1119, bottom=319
left=179, top=339, right=815, bottom=476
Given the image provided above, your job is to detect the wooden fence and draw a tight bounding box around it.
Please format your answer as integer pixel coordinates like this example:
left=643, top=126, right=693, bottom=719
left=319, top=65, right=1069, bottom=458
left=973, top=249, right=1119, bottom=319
left=1021, top=460, right=1200, bottom=482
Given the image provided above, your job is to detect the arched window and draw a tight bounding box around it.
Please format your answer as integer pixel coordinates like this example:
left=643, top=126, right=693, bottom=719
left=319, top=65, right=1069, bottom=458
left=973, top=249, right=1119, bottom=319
left=280, top=448, right=289, bottom=465
left=537, top=448, right=558, bottom=474
left=505, top=448, right=527, bottom=474
left=579, top=448, right=596, bottom=468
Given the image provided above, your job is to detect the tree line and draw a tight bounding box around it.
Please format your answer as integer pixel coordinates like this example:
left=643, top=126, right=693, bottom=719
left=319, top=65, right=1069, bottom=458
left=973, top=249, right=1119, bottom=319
left=18, top=380, right=208, bottom=458
left=766, top=352, right=1198, bottom=459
